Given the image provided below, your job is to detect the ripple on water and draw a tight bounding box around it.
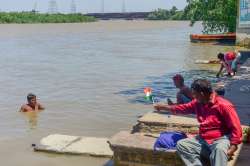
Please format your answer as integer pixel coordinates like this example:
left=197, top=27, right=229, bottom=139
left=116, top=70, right=218, bottom=105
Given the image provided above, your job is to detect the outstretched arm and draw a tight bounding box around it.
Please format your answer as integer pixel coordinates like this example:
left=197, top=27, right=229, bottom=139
left=216, top=63, right=224, bottom=77
left=154, top=100, right=196, bottom=114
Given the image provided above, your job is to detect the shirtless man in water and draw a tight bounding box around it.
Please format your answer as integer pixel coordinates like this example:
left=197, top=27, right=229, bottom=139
left=20, top=93, right=44, bottom=112
left=167, top=74, right=193, bottom=105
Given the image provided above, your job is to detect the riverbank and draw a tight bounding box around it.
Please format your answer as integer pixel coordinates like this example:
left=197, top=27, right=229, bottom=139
left=0, top=12, right=96, bottom=23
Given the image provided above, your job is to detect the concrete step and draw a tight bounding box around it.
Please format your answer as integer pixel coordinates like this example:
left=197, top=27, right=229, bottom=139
left=108, top=131, right=243, bottom=166
left=108, top=131, right=183, bottom=166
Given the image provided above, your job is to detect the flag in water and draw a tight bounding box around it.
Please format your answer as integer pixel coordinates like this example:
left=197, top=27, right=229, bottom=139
left=144, top=87, right=154, bottom=103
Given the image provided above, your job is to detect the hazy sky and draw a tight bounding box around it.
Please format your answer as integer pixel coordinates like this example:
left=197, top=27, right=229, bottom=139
left=0, top=0, right=187, bottom=13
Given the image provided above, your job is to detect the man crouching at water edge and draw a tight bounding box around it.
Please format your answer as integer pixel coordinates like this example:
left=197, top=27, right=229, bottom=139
left=154, top=79, right=242, bottom=166
left=20, top=93, right=44, bottom=112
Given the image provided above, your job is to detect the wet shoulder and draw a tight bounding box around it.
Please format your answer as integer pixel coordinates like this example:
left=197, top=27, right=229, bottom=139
left=20, top=104, right=33, bottom=112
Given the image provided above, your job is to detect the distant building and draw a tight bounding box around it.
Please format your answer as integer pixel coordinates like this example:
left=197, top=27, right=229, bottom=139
left=237, top=0, right=250, bottom=48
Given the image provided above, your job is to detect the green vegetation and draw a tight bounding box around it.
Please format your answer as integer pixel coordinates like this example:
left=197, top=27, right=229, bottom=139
left=147, top=6, right=189, bottom=20
left=148, top=1, right=237, bottom=34
left=184, top=0, right=237, bottom=33
left=0, top=12, right=96, bottom=23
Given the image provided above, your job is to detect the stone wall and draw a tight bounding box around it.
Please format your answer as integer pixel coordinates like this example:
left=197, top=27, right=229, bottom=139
left=132, top=122, right=199, bottom=135
left=112, top=147, right=183, bottom=166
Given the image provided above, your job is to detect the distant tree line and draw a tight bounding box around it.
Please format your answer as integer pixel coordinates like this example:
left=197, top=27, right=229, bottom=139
left=147, top=6, right=191, bottom=21
left=0, top=12, right=96, bottom=23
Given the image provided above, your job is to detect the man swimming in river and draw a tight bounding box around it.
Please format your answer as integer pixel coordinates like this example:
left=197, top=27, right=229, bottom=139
left=20, top=93, right=44, bottom=112
left=167, top=74, right=193, bottom=105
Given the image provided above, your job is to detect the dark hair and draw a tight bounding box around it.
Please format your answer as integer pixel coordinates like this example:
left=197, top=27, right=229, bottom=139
left=27, top=93, right=36, bottom=101
left=217, top=53, right=224, bottom=60
left=173, top=74, right=184, bottom=85
left=191, top=79, right=213, bottom=94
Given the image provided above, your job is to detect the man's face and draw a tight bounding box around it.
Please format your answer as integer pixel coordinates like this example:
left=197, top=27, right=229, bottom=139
left=174, top=79, right=181, bottom=88
left=28, top=97, right=37, bottom=106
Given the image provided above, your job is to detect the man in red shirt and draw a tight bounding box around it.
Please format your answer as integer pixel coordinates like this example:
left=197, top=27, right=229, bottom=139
left=154, top=79, right=242, bottom=166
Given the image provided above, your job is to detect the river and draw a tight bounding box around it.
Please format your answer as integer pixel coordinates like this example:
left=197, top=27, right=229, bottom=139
left=0, top=20, right=234, bottom=166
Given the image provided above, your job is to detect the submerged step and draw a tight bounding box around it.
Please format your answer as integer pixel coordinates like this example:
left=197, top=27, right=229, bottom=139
left=33, top=134, right=113, bottom=157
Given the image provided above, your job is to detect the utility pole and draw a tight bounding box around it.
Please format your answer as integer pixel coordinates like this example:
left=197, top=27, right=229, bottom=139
left=70, top=0, right=77, bottom=13
left=101, top=0, right=105, bottom=13
left=122, top=0, right=126, bottom=13
left=48, top=0, right=58, bottom=14
left=32, top=1, right=37, bottom=13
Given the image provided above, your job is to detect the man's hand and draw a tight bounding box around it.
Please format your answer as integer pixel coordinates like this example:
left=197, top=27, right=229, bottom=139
left=227, top=145, right=238, bottom=158
left=167, top=98, right=174, bottom=105
left=216, top=73, right=220, bottom=78
left=153, top=103, right=171, bottom=113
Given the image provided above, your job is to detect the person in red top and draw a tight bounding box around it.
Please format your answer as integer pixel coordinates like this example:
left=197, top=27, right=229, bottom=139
left=216, top=51, right=241, bottom=77
left=154, top=79, right=242, bottom=166
left=167, top=74, right=193, bottom=105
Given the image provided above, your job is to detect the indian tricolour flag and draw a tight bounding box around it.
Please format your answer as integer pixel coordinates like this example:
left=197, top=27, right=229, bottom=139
left=144, top=87, right=154, bottom=103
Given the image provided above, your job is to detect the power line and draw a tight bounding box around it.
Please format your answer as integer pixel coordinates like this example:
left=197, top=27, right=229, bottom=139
left=70, top=0, right=77, bottom=13
left=122, top=0, right=126, bottom=13
left=32, top=1, right=37, bottom=12
left=101, top=0, right=105, bottom=13
left=48, top=0, right=58, bottom=14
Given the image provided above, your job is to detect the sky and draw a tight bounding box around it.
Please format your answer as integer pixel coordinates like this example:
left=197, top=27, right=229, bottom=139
left=0, top=0, right=187, bottom=13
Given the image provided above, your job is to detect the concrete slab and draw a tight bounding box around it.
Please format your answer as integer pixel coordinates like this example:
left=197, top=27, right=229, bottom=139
left=34, top=134, right=113, bottom=157
left=109, top=131, right=156, bottom=151
left=109, top=131, right=182, bottom=166
left=39, top=134, right=80, bottom=152
left=138, top=112, right=198, bottom=126
left=133, top=112, right=199, bottom=134
left=65, top=137, right=113, bottom=157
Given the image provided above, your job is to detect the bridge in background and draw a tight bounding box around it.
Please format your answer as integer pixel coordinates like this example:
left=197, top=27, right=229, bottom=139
left=85, top=12, right=152, bottom=20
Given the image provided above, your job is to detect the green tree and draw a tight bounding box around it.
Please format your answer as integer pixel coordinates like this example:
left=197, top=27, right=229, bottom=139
left=184, top=0, right=237, bottom=33
left=147, top=8, right=171, bottom=20
left=170, top=6, right=178, bottom=16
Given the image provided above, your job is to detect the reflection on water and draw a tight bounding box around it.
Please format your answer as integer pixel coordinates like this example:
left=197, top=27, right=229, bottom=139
left=21, top=111, right=42, bottom=129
